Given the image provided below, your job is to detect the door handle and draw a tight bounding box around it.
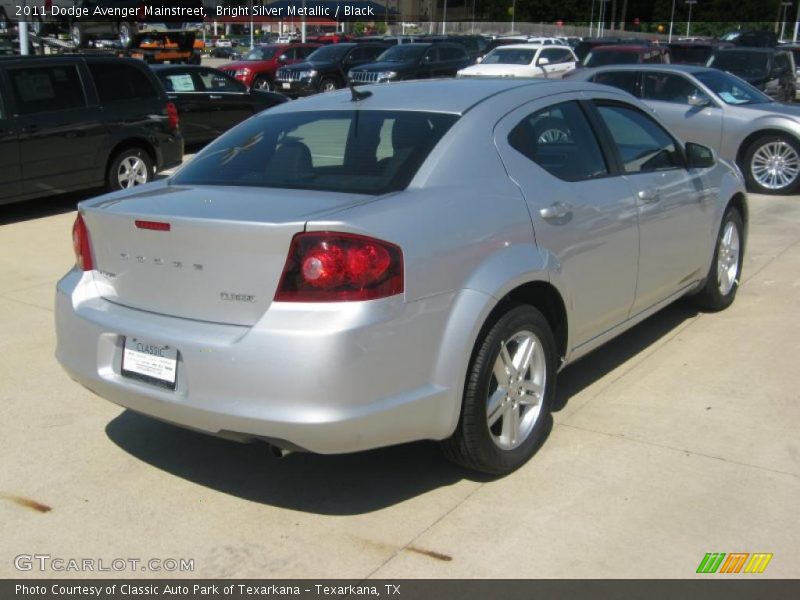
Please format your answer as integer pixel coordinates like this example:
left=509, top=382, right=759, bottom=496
left=21, top=125, right=38, bottom=134
left=539, top=202, right=573, bottom=220
left=637, top=188, right=660, bottom=203
left=209, top=95, right=223, bottom=100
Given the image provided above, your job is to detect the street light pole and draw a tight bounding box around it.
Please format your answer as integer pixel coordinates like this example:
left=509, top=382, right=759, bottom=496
left=511, top=0, right=517, bottom=35
left=249, top=0, right=254, bottom=49
left=794, top=0, right=800, bottom=42
left=599, top=0, right=609, bottom=37
left=685, top=0, right=697, bottom=38
left=589, top=0, right=596, bottom=37
left=668, top=0, right=676, bottom=42
left=19, top=0, right=29, bottom=55
left=442, top=0, right=447, bottom=34
left=780, top=1, right=792, bottom=41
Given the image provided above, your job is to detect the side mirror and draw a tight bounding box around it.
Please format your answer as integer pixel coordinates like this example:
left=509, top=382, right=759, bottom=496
left=686, top=142, right=715, bottom=169
left=476, top=56, right=483, bottom=63
left=537, top=57, right=550, bottom=66
left=687, top=92, right=711, bottom=107
left=278, top=54, right=288, bottom=63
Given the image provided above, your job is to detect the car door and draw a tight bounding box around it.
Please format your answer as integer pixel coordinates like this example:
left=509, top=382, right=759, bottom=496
left=0, top=71, right=22, bottom=202
left=194, top=68, right=254, bottom=136
left=418, top=47, right=440, bottom=77
left=589, top=100, right=713, bottom=314
left=160, top=69, right=212, bottom=144
left=535, top=48, right=565, bottom=78
left=494, top=95, right=640, bottom=347
left=9, top=60, right=105, bottom=195
left=640, top=71, right=723, bottom=152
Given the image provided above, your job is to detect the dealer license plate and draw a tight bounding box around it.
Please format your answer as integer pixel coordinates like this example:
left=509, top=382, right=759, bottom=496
left=121, top=337, right=178, bottom=389
left=282, top=82, right=291, bottom=89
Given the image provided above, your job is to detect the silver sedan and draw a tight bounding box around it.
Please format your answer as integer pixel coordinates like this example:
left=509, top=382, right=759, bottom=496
left=569, top=64, right=800, bottom=195
left=55, top=79, right=747, bottom=475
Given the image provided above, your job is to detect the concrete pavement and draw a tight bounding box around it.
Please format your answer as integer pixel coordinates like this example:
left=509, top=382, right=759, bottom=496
left=0, top=190, right=798, bottom=579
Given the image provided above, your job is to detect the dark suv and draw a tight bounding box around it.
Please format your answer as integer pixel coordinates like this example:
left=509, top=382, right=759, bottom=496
left=0, top=55, right=182, bottom=206
left=275, top=43, right=390, bottom=97
left=348, top=43, right=472, bottom=84
left=582, top=44, right=670, bottom=68
left=707, top=48, right=795, bottom=102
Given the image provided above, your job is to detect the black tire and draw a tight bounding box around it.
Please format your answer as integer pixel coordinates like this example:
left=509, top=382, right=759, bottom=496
left=442, top=305, right=557, bottom=475
left=690, top=208, right=744, bottom=312
left=252, top=75, right=273, bottom=91
left=70, top=21, right=87, bottom=48
left=741, top=134, right=800, bottom=195
left=106, top=147, right=154, bottom=192
left=318, top=77, right=340, bottom=93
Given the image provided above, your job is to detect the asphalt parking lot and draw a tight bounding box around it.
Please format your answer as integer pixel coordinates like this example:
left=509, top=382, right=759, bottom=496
left=0, top=180, right=798, bottom=579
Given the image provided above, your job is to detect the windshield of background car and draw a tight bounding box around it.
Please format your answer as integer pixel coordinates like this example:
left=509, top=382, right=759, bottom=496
left=669, top=45, right=713, bottom=64
left=242, top=46, right=280, bottom=61
left=584, top=50, right=641, bottom=67
left=708, top=51, right=769, bottom=77
left=377, top=45, right=427, bottom=62
left=170, top=110, right=459, bottom=195
left=482, top=48, right=536, bottom=65
left=306, top=45, right=351, bottom=62
left=694, top=70, right=772, bottom=105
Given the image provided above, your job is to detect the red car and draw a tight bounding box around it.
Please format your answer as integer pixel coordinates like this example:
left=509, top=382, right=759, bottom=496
left=218, top=43, right=321, bottom=91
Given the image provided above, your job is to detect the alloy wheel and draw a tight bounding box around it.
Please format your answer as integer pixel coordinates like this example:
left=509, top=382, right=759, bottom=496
left=751, top=140, right=800, bottom=191
left=717, top=221, right=740, bottom=296
left=486, top=330, right=547, bottom=450
left=117, top=156, right=149, bottom=189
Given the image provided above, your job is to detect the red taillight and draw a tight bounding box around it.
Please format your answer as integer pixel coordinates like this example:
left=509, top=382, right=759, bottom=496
left=72, top=214, right=93, bottom=271
left=166, top=102, right=179, bottom=131
left=275, top=232, right=403, bottom=302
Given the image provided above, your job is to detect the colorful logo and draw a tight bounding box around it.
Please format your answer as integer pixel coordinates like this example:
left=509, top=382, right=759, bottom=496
left=697, top=553, right=773, bottom=574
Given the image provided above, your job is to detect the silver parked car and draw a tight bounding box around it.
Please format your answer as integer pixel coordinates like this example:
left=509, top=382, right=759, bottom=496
left=570, top=64, right=800, bottom=195
left=55, top=79, right=747, bottom=475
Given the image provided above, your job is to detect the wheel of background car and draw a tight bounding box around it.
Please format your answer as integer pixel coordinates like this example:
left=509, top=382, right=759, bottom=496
left=107, top=148, right=153, bottom=192
left=319, top=78, right=339, bottom=92
left=252, top=76, right=273, bottom=91
left=533, top=117, right=572, bottom=144
left=442, top=304, right=556, bottom=475
left=690, top=208, right=744, bottom=312
left=71, top=22, right=87, bottom=48
left=742, top=134, right=800, bottom=195
left=118, top=22, right=135, bottom=49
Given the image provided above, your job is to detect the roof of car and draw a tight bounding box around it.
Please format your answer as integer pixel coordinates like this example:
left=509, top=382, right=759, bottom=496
left=592, top=44, right=663, bottom=52
left=571, top=64, right=716, bottom=77
left=714, top=47, right=783, bottom=53
left=258, top=78, right=606, bottom=116
left=490, top=44, right=547, bottom=50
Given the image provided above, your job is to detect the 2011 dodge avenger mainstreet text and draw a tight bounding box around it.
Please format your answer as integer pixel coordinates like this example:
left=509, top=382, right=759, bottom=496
left=55, top=78, right=747, bottom=475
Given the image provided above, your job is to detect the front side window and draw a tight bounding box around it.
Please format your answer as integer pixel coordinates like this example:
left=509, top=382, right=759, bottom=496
left=694, top=70, right=771, bottom=105
left=508, top=101, right=608, bottom=182
left=595, top=103, right=681, bottom=173
left=584, top=50, right=641, bottom=67
left=641, top=73, right=701, bottom=104
left=171, top=110, right=458, bottom=195
left=9, top=65, right=86, bottom=114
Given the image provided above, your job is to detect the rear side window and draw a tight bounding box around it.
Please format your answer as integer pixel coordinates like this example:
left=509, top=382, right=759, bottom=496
left=171, top=110, right=459, bottom=195
left=197, top=69, right=245, bottom=92
left=89, top=62, right=158, bottom=103
left=508, top=101, right=608, bottom=182
left=641, top=73, right=701, bottom=104
left=8, top=65, right=86, bottom=114
left=595, top=103, right=681, bottom=173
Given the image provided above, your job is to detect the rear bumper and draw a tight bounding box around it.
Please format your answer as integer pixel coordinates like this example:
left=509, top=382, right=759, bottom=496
left=55, top=270, right=459, bottom=454
left=155, top=133, right=183, bottom=171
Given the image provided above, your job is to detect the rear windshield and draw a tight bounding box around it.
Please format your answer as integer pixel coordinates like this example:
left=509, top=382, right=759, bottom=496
left=170, top=110, right=459, bottom=195
left=668, top=45, right=714, bottom=64
left=584, top=50, right=641, bottom=67
left=708, top=51, right=769, bottom=77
